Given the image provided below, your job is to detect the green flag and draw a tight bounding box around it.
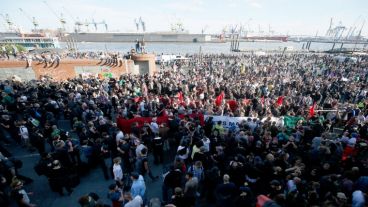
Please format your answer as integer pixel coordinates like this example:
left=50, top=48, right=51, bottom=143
left=284, top=116, right=304, bottom=129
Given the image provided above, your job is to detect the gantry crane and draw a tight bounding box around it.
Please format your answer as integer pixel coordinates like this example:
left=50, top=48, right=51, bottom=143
left=325, top=18, right=333, bottom=36
left=201, top=25, right=208, bottom=34
left=93, top=20, right=108, bottom=31
left=19, top=8, right=39, bottom=31
left=62, top=7, right=83, bottom=33
left=134, top=18, right=140, bottom=31
left=43, top=1, right=66, bottom=30
left=170, top=21, right=185, bottom=33
left=134, top=17, right=145, bottom=32
left=139, top=17, right=145, bottom=32
left=0, top=13, right=15, bottom=31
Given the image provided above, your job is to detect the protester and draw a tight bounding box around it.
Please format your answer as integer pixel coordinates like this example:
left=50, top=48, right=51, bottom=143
left=136, top=148, right=158, bottom=182
left=130, top=172, right=146, bottom=200
left=10, top=179, right=36, bottom=207
left=183, top=172, right=198, bottom=207
left=162, top=165, right=183, bottom=204
left=107, top=184, right=124, bottom=207
left=113, top=157, right=123, bottom=187
left=47, top=160, right=73, bottom=196
left=123, top=191, right=143, bottom=207
left=215, top=174, right=237, bottom=207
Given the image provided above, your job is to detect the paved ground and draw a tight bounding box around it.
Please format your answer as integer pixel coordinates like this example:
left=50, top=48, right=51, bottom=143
left=8, top=119, right=169, bottom=207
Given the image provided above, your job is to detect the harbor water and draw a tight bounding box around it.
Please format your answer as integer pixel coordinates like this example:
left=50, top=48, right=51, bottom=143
left=60, top=41, right=367, bottom=54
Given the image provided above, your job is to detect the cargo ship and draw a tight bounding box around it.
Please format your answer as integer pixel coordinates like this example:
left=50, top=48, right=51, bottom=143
left=1, top=31, right=213, bottom=43
left=243, top=35, right=288, bottom=42
left=61, top=32, right=212, bottom=43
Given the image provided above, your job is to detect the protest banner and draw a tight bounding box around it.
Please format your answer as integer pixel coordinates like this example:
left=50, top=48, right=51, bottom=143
left=117, top=113, right=204, bottom=133
left=204, top=115, right=283, bottom=130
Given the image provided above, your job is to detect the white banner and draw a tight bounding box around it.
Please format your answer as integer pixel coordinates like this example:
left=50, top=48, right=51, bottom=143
left=204, top=115, right=283, bottom=130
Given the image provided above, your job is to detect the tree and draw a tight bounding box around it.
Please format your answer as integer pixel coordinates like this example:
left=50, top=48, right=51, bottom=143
left=1, top=44, right=27, bottom=54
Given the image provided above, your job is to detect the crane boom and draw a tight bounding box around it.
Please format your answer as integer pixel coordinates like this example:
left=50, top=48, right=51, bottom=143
left=357, top=20, right=365, bottom=39
left=0, top=13, right=15, bottom=31
left=43, top=1, right=66, bottom=30
left=62, top=7, right=83, bottom=33
left=19, top=8, right=39, bottom=31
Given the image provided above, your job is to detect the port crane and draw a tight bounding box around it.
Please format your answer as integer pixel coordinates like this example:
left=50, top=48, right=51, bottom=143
left=229, top=24, right=243, bottom=52
left=62, top=7, right=83, bottom=33
left=201, top=25, right=208, bottom=34
left=331, top=22, right=346, bottom=40
left=80, top=9, right=108, bottom=32
left=43, top=1, right=67, bottom=30
left=18, top=8, right=39, bottom=31
left=345, top=16, right=364, bottom=40
left=170, top=21, right=185, bottom=33
left=325, top=18, right=333, bottom=36
left=356, top=20, right=365, bottom=40
left=139, top=17, right=145, bottom=32
left=134, top=18, right=140, bottom=31
left=258, top=25, right=264, bottom=35
left=93, top=20, right=108, bottom=31
left=82, top=19, right=108, bottom=32
left=0, top=13, right=15, bottom=31
left=325, top=18, right=346, bottom=40
left=0, top=13, right=21, bottom=33
left=134, top=17, right=145, bottom=32
left=268, top=24, right=274, bottom=35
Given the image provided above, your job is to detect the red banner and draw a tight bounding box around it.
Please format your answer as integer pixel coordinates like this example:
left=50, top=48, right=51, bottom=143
left=116, top=113, right=204, bottom=133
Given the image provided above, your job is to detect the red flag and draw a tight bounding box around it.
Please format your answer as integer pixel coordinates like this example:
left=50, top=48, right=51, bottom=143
left=309, top=102, right=316, bottom=118
left=177, top=92, right=184, bottom=103
left=215, top=91, right=225, bottom=106
left=276, top=96, right=284, bottom=107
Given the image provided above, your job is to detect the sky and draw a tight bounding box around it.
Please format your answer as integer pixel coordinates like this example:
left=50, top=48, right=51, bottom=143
left=0, top=0, right=367, bottom=37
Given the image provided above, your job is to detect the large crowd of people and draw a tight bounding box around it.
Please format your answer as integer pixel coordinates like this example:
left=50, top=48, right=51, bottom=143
left=0, top=52, right=367, bottom=207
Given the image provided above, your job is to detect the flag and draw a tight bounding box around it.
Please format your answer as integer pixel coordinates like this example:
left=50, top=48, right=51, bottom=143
left=276, top=96, right=284, bottom=107
left=309, top=102, right=316, bottom=118
left=177, top=92, right=184, bottom=103
left=284, top=116, right=304, bottom=129
left=215, top=91, right=225, bottom=106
